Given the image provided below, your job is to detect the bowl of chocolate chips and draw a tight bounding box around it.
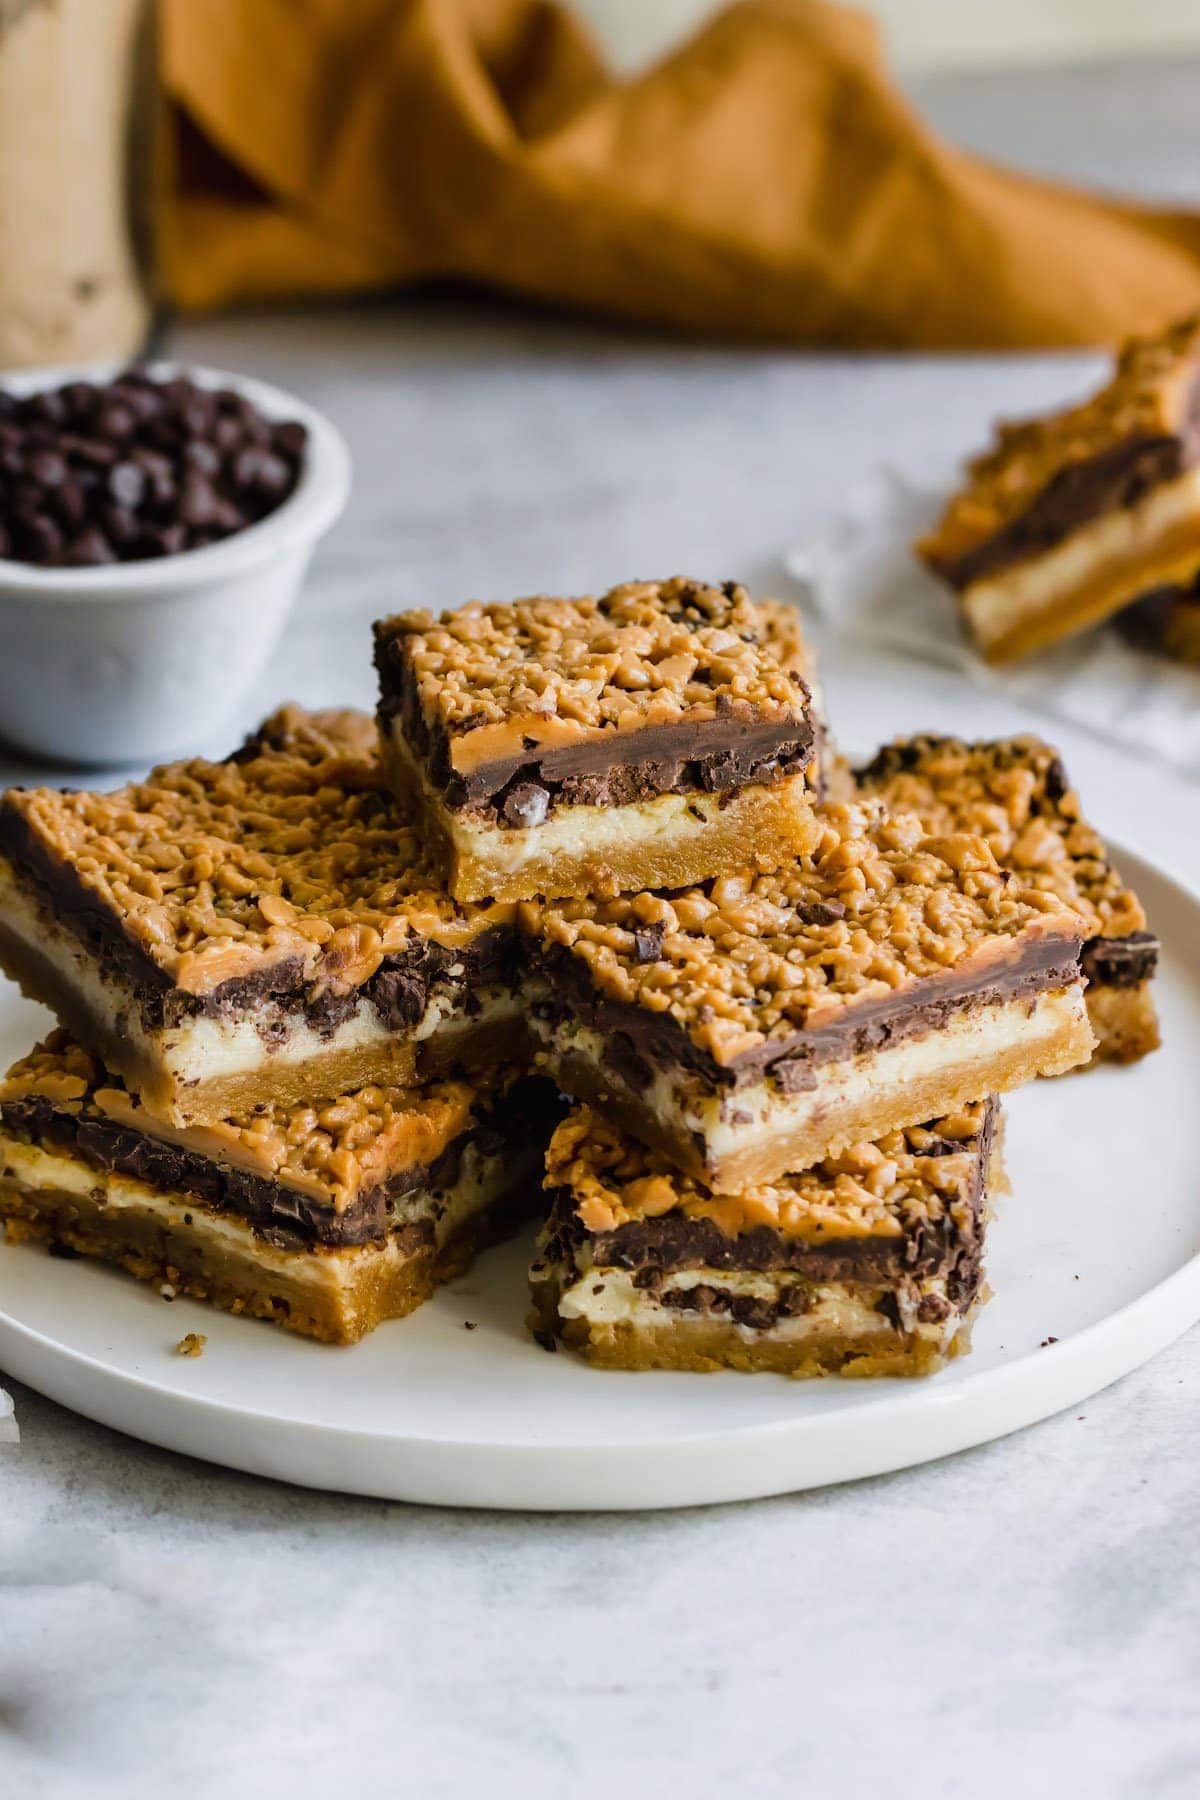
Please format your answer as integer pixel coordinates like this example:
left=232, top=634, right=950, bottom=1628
left=0, top=364, right=350, bottom=765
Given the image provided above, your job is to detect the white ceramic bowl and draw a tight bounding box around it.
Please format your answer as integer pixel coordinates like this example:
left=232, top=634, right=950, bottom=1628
left=0, top=363, right=351, bottom=767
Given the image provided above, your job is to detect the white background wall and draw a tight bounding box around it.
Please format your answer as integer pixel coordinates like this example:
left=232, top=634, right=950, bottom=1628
left=572, top=0, right=1200, bottom=72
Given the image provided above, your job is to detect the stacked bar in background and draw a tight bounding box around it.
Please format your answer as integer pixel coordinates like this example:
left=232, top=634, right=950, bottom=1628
left=919, top=315, right=1200, bottom=665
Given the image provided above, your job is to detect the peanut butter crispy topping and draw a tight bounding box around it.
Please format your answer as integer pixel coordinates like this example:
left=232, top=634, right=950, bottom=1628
left=0, top=704, right=513, bottom=998
left=0, top=1029, right=481, bottom=1212
left=546, top=1100, right=992, bottom=1243
left=755, top=597, right=818, bottom=688
left=855, top=735, right=1146, bottom=943
left=920, top=314, right=1200, bottom=579
left=374, top=578, right=812, bottom=777
left=520, top=800, right=1084, bottom=1069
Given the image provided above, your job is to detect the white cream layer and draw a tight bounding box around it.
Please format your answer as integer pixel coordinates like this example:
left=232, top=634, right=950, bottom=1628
left=963, top=469, right=1200, bottom=650
left=0, top=864, right=515, bottom=1085
left=539, top=986, right=1088, bottom=1169
left=554, top=1266, right=959, bottom=1348
left=0, top=1132, right=524, bottom=1288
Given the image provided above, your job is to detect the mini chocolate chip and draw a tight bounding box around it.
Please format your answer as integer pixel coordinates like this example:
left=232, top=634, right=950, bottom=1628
left=501, top=781, right=550, bottom=828
left=67, top=435, right=118, bottom=468
left=212, top=415, right=245, bottom=454
left=179, top=396, right=217, bottom=437
left=12, top=481, right=49, bottom=519
left=26, top=390, right=66, bottom=425
left=232, top=447, right=290, bottom=498
left=107, top=461, right=147, bottom=509
left=17, top=514, right=63, bottom=561
left=632, top=924, right=666, bottom=963
left=134, top=522, right=188, bottom=558
left=62, top=528, right=116, bottom=566
left=797, top=900, right=846, bottom=926
left=50, top=480, right=87, bottom=528
left=144, top=414, right=183, bottom=452
left=113, top=383, right=162, bottom=423
left=271, top=420, right=308, bottom=460
left=102, top=505, right=140, bottom=547
left=28, top=449, right=67, bottom=487
left=95, top=403, right=136, bottom=442
left=181, top=438, right=221, bottom=477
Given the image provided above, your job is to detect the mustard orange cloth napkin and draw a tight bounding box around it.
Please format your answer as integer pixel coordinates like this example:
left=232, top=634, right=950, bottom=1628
left=161, top=0, right=1200, bottom=348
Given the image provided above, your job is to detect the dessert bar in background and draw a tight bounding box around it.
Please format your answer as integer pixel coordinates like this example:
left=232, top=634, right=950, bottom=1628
left=1119, top=572, right=1200, bottom=665
left=0, top=706, right=523, bottom=1126
left=520, top=800, right=1093, bottom=1192
left=919, top=315, right=1200, bottom=663
left=531, top=1098, right=1000, bottom=1376
left=374, top=578, right=820, bottom=904
left=0, top=1030, right=558, bottom=1343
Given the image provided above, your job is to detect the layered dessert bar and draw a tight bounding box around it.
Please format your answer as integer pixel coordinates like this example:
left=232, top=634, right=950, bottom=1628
left=919, top=315, right=1200, bottom=663
left=374, top=578, right=819, bottom=904
left=531, top=1098, right=1000, bottom=1376
left=856, top=734, right=1159, bottom=1063
left=0, top=1030, right=556, bottom=1344
left=520, top=800, right=1093, bottom=1191
left=0, top=706, right=523, bottom=1126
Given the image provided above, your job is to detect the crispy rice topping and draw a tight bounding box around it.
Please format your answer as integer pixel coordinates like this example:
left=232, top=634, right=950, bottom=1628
left=546, top=1100, right=991, bottom=1242
left=755, top=597, right=816, bottom=685
left=375, top=578, right=810, bottom=773
left=855, top=735, right=1146, bottom=942
left=920, top=314, right=1200, bottom=569
left=0, top=1029, right=482, bottom=1210
left=521, top=801, right=1083, bottom=1067
left=1, top=705, right=513, bottom=997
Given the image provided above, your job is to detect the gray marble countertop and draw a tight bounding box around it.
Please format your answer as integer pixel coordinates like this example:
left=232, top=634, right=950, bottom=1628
left=5, top=56, right=1200, bottom=1800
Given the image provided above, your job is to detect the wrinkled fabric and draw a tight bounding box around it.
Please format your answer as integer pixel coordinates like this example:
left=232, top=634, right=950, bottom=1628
left=161, top=0, right=1200, bottom=348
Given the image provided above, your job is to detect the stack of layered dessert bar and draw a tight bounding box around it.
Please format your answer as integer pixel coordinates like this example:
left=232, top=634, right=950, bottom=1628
left=371, top=579, right=1102, bottom=1377
left=0, top=576, right=1157, bottom=1376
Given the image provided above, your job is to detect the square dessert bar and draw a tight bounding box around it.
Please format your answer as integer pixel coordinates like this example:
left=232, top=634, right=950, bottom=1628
left=520, top=800, right=1093, bottom=1192
left=0, top=1031, right=558, bottom=1344
left=855, top=734, right=1160, bottom=1064
left=531, top=1098, right=1000, bottom=1377
left=920, top=315, right=1200, bottom=663
left=373, top=578, right=820, bottom=904
left=0, top=706, right=524, bottom=1126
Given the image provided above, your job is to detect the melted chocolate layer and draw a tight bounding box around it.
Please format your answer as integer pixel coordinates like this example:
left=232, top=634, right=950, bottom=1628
left=535, top=931, right=1082, bottom=1093
left=933, top=435, right=1188, bottom=591
left=543, top=1101, right=994, bottom=1302
left=0, top=802, right=518, bottom=1037
left=1082, top=929, right=1159, bottom=990
left=0, top=1077, right=560, bottom=1250
left=376, top=627, right=813, bottom=824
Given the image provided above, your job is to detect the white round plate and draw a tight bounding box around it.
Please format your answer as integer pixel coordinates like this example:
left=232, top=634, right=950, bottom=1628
left=1, top=846, right=1198, bottom=1511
